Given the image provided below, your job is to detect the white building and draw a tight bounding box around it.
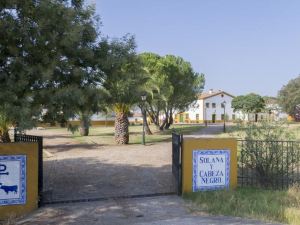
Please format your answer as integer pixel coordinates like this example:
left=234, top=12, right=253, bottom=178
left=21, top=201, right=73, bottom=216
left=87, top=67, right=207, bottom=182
left=235, top=103, right=288, bottom=122
left=174, top=89, right=235, bottom=124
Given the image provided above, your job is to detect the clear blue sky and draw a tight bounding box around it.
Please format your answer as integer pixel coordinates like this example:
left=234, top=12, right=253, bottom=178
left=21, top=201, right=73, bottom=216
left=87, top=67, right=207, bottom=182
left=91, top=0, right=300, bottom=97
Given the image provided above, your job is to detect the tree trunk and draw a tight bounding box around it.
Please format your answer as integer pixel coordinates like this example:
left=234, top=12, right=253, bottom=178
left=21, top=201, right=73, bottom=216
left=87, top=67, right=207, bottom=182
left=142, top=108, right=152, bottom=135
left=146, top=107, right=160, bottom=131
left=0, top=130, right=11, bottom=143
left=165, top=113, right=173, bottom=129
left=115, top=112, right=129, bottom=144
left=159, top=111, right=169, bottom=130
left=79, top=115, right=90, bottom=136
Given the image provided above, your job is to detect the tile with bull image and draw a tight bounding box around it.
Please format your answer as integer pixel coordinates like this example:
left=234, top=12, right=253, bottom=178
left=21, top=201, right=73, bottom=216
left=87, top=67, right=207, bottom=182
left=0, top=155, right=26, bottom=205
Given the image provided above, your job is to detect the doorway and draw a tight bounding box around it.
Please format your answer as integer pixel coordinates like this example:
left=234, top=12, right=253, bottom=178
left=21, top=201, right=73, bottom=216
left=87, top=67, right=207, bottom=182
left=212, top=114, right=216, bottom=123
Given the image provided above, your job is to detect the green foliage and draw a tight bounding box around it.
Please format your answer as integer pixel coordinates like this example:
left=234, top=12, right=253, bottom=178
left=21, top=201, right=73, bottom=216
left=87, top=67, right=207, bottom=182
left=236, top=121, right=295, bottom=141
left=97, top=35, right=147, bottom=143
left=139, top=52, right=205, bottom=130
left=100, top=35, right=147, bottom=113
left=232, top=93, right=265, bottom=114
left=237, top=121, right=299, bottom=187
left=67, top=123, right=79, bottom=134
left=0, top=0, right=105, bottom=138
left=278, top=75, right=300, bottom=116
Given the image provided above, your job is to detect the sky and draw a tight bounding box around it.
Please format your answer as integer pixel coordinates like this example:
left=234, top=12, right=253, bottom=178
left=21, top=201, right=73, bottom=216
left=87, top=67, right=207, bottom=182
left=90, top=0, right=300, bottom=97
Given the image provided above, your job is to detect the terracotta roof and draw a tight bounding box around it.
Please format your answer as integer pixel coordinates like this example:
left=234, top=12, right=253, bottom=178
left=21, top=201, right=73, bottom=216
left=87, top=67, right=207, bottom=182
left=198, top=90, right=235, bottom=100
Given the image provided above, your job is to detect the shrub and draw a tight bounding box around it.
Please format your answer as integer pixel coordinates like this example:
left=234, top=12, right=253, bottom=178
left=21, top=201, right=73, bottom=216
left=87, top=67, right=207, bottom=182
left=238, top=121, right=299, bottom=188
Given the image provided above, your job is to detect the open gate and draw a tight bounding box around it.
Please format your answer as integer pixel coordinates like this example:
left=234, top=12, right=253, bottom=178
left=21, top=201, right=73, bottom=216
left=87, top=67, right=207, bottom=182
left=172, top=132, right=182, bottom=195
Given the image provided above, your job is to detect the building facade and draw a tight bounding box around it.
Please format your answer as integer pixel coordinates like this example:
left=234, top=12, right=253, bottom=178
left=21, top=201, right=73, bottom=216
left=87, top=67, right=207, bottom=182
left=174, top=90, right=235, bottom=124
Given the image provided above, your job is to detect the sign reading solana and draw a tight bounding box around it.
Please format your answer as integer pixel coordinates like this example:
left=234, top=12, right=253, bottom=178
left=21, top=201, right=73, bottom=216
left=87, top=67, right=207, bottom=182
left=0, top=155, right=26, bottom=206
left=193, top=150, right=230, bottom=191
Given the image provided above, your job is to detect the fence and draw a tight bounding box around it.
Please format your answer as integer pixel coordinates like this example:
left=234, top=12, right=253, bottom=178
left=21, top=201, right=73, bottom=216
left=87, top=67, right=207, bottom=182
left=14, top=131, right=44, bottom=206
left=238, top=139, right=300, bottom=189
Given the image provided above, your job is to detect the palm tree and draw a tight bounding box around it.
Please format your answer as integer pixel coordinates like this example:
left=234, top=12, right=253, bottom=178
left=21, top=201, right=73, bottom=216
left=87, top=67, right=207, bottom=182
left=0, top=112, right=11, bottom=143
left=99, top=36, right=146, bottom=144
left=114, top=103, right=130, bottom=144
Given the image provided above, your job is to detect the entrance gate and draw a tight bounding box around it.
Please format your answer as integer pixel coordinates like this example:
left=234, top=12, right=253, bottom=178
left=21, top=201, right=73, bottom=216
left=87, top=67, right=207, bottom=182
left=13, top=129, right=185, bottom=205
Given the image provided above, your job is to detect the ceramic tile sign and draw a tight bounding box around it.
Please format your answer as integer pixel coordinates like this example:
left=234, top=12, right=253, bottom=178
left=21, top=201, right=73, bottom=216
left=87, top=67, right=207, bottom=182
left=0, top=155, right=26, bottom=206
left=193, top=150, right=230, bottom=192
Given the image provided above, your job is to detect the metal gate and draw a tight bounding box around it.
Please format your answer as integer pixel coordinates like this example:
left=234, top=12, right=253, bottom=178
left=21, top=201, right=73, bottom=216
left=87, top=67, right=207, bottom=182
left=14, top=131, right=43, bottom=206
left=172, top=132, right=182, bottom=195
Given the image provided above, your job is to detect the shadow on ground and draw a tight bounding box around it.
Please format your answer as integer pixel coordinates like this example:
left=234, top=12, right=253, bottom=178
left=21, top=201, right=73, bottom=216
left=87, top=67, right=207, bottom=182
left=44, top=144, right=103, bottom=153
left=43, top=157, right=175, bottom=203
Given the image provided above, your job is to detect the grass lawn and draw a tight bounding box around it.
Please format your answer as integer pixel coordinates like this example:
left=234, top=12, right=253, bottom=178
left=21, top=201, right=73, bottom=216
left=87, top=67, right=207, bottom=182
left=72, top=124, right=202, bottom=145
left=184, top=186, right=300, bottom=225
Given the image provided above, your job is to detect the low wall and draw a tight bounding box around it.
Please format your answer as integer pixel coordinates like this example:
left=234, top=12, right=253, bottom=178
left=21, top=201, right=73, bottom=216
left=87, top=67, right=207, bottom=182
left=182, top=138, right=237, bottom=193
left=0, top=143, right=38, bottom=220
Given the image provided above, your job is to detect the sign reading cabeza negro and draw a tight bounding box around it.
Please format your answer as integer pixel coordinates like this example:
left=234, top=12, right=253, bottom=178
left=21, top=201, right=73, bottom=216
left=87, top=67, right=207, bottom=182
left=0, top=155, right=26, bottom=206
left=193, top=150, right=230, bottom=191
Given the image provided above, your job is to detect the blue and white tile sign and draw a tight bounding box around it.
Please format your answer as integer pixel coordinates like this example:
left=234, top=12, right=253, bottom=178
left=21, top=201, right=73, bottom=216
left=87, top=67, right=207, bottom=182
left=193, top=150, right=230, bottom=192
left=0, top=155, right=26, bottom=206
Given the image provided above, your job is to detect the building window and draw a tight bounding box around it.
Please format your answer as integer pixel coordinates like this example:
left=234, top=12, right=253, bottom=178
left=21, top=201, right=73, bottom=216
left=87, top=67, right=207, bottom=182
left=186, top=113, right=189, bottom=119
left=221, top=114, right=225, bottom=120
left=221, top=103, right=225, bottom=108
left=206, top=103, right=209, bottom=108
left=196, top=114, right=199, bottom=121
left=232, top=114, right=235, bottom=120
left=212, top=103, right=216, bottom=108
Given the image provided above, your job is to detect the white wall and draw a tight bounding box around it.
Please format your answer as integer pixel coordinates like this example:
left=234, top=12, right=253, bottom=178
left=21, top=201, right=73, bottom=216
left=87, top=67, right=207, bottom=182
left=185, top=100, right=202, bottom=121
left=185, top=93, right=234, bottom=121
left=203, top=94, right=234, bottom=121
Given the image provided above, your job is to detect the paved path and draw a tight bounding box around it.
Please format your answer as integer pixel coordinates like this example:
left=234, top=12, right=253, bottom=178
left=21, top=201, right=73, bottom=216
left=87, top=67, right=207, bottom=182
left=17, top=195, right=282, bottom=225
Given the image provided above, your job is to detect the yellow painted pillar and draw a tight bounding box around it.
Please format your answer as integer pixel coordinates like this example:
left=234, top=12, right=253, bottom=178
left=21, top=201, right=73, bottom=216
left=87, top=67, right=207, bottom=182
left=0, top=143, right=39, bottom=220
left=182, top=138, right=237, bottom=193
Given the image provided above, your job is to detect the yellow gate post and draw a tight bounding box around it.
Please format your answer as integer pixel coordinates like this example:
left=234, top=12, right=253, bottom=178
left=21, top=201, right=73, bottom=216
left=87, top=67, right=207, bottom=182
left=182, top=138, right=237, bottom=193
left=0, top=143, right=39, bottom=220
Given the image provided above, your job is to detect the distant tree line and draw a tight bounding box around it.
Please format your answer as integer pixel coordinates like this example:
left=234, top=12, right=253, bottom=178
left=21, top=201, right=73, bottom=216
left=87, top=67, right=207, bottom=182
left=232, top=75, right=300, bottom=122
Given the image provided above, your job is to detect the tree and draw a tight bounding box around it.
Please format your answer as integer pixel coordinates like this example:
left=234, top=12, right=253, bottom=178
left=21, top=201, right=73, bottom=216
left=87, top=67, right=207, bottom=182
left=232, top=93, right=265, bottom=122
left=278, top=75, right=300, bottom=118
left=140, top=53, right=205, bottom=130
left=38, top=3, right=105, bottom=136
left=99, top=36, right=146, bottom=144
left=0, top=0, right=53, bottom=141
left=139, top=53, right=163, bottom=132
left=0, top=0, right=103, bottom=141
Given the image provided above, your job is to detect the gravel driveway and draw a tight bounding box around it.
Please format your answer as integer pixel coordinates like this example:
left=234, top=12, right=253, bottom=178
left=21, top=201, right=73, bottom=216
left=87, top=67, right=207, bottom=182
left=28, top=128, right=175, bottom=203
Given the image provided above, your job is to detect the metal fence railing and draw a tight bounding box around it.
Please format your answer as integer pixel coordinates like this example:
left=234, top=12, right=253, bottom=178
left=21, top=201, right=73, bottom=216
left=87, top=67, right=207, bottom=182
left=14, top=131, right=44, bottom=206
left=237, top=139, right=300, bottom=189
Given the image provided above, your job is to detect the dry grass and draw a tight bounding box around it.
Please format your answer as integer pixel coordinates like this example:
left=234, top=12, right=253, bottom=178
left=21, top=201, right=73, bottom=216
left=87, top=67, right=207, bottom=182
left=184, top=185, right=300, bottom=224
left=72, top=124, right=202, bottom=145
left=218, top=122, right=300, bottom=141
